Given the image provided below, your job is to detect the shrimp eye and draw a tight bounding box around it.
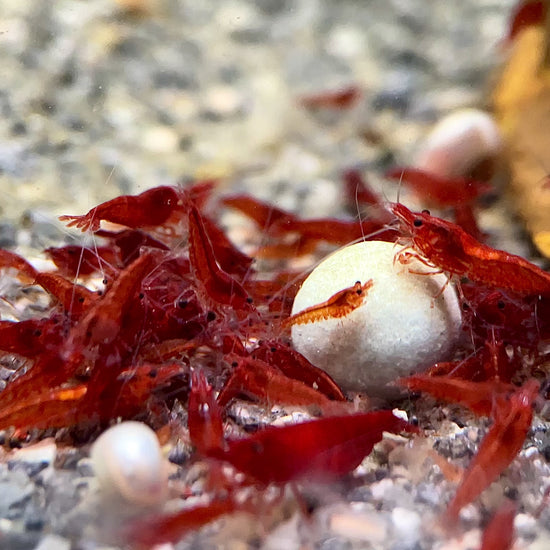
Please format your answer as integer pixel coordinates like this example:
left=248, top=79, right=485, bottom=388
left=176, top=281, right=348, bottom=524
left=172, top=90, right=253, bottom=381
left=421, top=209, right=430, bottom=215
left=413, top=218, right=423, bottom=227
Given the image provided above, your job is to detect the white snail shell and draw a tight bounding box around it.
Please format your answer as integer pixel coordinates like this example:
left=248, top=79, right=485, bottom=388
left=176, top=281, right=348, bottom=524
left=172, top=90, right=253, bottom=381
left=290, top=241, right=462, bottom=397
left=415, top=109, right=502, bottom=180
left=90, top=421, right=167, bottom=506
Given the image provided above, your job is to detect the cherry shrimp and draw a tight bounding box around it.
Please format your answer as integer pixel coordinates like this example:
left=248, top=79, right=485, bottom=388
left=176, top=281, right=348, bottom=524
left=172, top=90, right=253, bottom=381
left=188, top=370, right=225, bottom=455
left=0, top=176, right=545, bottom=548
left=45, top=244, right=120, bottom=277
left=0, top=249, right=38, bottom=281
left=399, top=375, right=515, bottom=417
left=342, top=169, right=385, bottom=209
left=205, top=409, right=416, bottom=486
left=187, top=205, right=254, bottom=312
left=0, top=318, right=64, bottom=358
left=217, top=354, right=341, bottom=411
left=223, top=193, right=397, bottom=257
left=0, top=384, right=87, bottom=432
left=298, top=85, right=361, bottom=110
left=185, top=372, right=416, bottom=486
left=282, top=279, right=373, bottom=327
left=59, top=185, right=182, bottom=232
left=445, top=379, right=539, bottom=523
left=479, top=500, right=516, bottom=550
left=127, top=497, right=241, bottom=547
left=250, top=340, right=346, bottom=401
left=34, top=272, right=98, bottom=318
left=390, top=202, right=550, bottom=296
left=386, top=167, right=491, bottom=208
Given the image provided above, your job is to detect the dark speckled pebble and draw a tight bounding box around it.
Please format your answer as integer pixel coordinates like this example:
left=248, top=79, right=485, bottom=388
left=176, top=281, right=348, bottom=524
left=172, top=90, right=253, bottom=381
left=7, top=461, right=49, bottom=479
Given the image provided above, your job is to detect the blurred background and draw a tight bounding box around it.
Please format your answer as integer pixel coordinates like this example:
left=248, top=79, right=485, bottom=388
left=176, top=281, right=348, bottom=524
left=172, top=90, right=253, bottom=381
left=0, top=0, right=513, bottom=250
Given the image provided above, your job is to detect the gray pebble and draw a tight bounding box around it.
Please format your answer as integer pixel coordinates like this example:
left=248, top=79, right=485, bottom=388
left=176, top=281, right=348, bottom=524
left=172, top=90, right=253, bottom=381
left=0, top=477, right=34, bottom=520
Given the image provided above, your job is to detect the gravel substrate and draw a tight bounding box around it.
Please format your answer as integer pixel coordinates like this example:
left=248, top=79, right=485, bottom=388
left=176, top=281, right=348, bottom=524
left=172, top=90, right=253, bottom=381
left=3, top=1, right=548, bottom=550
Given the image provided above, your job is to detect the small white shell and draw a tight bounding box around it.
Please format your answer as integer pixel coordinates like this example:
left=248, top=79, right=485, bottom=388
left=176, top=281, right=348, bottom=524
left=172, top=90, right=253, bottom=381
left=291, top=241, right=462, bottom=397
left=90, top=421, right=167, bottom=506
left=415, top=109, right=502, bottom=180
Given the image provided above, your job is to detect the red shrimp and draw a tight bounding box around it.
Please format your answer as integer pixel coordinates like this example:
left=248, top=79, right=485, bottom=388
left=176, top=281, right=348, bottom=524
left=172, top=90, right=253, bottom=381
left=224, top=194, right=396, bottom=248
left=0, top=249, right=38, bottom=281
left=445, top=379, right=539, bottom=522
left=453, top=202, right=485, bottom=241
left=386, top=167, right=491, bottom=208
left=0, top=317, right=64, bottom=358
left=460, top=283, right=543, bottom=348
left=255, top=218, right=396, bottom=259
left=217, top=354, right=341, bottom=412
left=94, top=229, right=170, bottom=266
left=207, top=410, right=415, bottom=485
left=283, top=279, right=373, bottom=327
left=187, top=205, right=253, bottom=312
left=188, top=370, right=225, bottom=455
left=0, top=360, right=182, bottom=432
left=104, top=363, right=185, bottom=421
left=390, top=202, right=550, bottom=296
left=45, top=245, right=120, bottom=277
left=222, top=194, right=292, bottom=233
left=65, top=249, right=161, bottom=352
left=34, top=272, right=98, bottom=318
left=274, top=217, right=390, bottom=244
left=59, top=186, right=181, bottom=232
left=200, top=213, right=254, bottom=279
left=139, top=337, right=201, bottom=362
left=0, top=384, right=87, bottom=432
left=126, top=497, right=239, bottom=547
left=423, top=341, right=519, bottom=383
left=251, top=340, right=346, bottom=401
left=399, top=375, right=515, bottom=416
left=480, top=501, right=516, bottom=550
left=342, top=169, right=385, bottom=209
left=244, top=276, right=301, bottom=315
left=298, top=85, right=361, bottom=110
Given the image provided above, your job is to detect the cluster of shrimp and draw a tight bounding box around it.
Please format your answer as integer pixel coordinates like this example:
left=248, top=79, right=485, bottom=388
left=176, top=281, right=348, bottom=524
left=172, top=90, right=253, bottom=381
left=0, top=154, right=547, bottom=548
left=3, top=7, right=550, bottom=538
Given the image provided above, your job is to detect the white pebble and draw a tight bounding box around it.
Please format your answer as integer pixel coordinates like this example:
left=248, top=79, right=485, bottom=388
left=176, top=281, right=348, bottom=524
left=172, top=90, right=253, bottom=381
left=11, top=438, right=56, bottom=466
left=90, top=421, right=167, bottom=506
left=329, top=508, right=388, bottom=542
left=291, top=241, right=461, bottom=396
left=514, top=512, right=537, bottom=538
left=391, top=507, right=421, bottom=543
left=415, top=108, right=502, bottom=179
left=141, top=125, right=179, bottom=154
left=32, top=534, right=71, bottom=550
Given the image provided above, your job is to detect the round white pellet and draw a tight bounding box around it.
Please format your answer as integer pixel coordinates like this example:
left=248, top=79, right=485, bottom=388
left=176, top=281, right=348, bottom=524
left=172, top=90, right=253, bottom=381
left=90, top=421, right=167, bottom=506
left=291, top=241, right=462, bottom=396
left=415, top=109, right=502, bottom=179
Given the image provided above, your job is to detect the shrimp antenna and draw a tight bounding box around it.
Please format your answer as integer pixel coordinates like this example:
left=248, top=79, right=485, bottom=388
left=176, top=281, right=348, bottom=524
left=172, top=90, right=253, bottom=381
left=395, top=168, right=405, bottom=204
left=352, top=172, right=366, bottom=242
left=86, top=165, right=117, bottom=235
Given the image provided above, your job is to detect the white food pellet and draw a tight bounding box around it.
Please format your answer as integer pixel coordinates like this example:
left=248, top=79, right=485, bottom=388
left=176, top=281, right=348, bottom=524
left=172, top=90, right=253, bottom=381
left=90, top=421, right=167, bottom=506
left=291, top=240, right=462, bottom=396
